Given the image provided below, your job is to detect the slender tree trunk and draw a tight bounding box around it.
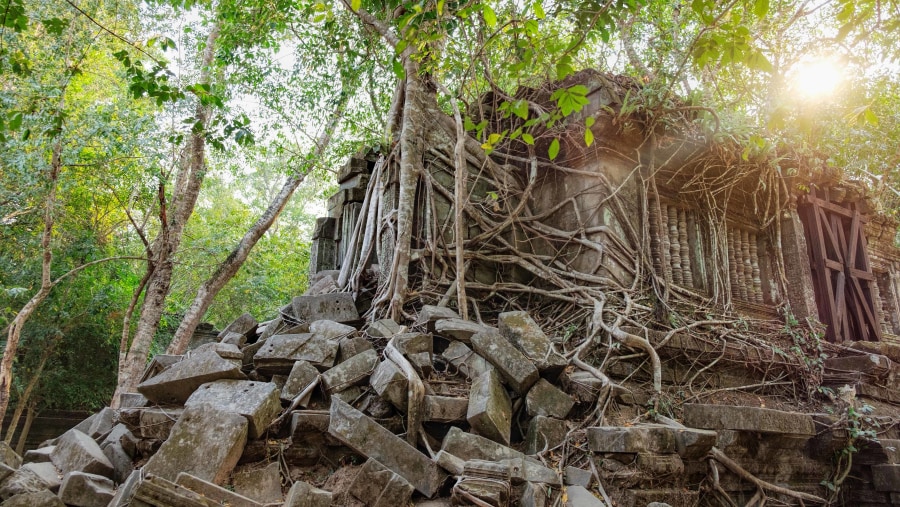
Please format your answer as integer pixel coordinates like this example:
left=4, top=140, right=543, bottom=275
left=14, top=401, right=36, bottom=456
left=0, top=134, right=63, bottom=427
left=4, top=339, right=55, bottom=444
left=112, top=23, right=220, bottom=403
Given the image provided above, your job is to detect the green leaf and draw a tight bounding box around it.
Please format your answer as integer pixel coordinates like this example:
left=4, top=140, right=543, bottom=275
left=548, top=138, right=560, bottom=160
left=482, top=4, right=496, bottom=27
left=753, top=0, right=769, bottom=18
left=585, top=116, right=595, bottom=128
left=392, top=58, right=405, bottom=79
left=41, top=17, right=69, bottom=35
left=351, top=0, right=361, bottom=11
left=584, top=129, right=594, bottom=147
left=8, top=112, right=23, bottom=130
left=522, top=133, right=534, bottom=145
left=864, top=107, right=879, bottom=126
left=533, top=0, right=545, bottom=19
left=512, top=100, right=529, bottom=120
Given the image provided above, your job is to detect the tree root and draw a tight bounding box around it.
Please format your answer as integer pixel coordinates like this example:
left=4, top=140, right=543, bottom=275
left=708, top=447, right=827, bottom=505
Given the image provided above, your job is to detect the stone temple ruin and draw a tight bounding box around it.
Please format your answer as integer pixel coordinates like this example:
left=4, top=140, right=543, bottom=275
left=1, top=71, right=899, bottom=507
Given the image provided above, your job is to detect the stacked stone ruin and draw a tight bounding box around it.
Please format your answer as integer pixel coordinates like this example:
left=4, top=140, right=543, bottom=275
left=0, top=283, right=899, bottom=506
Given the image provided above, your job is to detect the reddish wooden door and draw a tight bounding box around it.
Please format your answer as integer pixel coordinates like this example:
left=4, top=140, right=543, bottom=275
left=800, top=189, right=882, bottom=343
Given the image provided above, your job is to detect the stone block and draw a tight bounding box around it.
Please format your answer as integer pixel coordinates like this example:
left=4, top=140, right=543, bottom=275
left=137, top=346, right=246, bottom=404
left=282, top=360, right=320, bottom=403
left=442, top=341, right=493, bottom=380
left=23, top=447, right=52, bottom=464
left=310, top=320, right=356, bottom=340
left=328, top=398, right=445, bottom=497
left=673, top=427, right=718, bottom=460
left=139, top=354, right=183, bottom=383
left=471, top=329, right=539, bottom=394
left=560, top=370, right=604, bottom=403
left=23, top=462, right=61, bottom=491
left=50, top=429, right=113, bottom=478
left=312, top=217, right=337, bottom=240
left=441, top=426, right=524, bottom=463
left=564, top=485, right=603, bottom=506
left=370, top=359, right=408, bottom=411
left=636, top=452, right=683, bottom=475
left=73, top=408, right=116, bottom=440
left=873, top=464, right=900, bottom=491
left=520, top=481, right=550, bottom=507
left=220, top=331, right=247, bottom=347
left=338, top=157, right=369, bottom=183
left=824, top=353, right=892, bottom=375
left=525, top=416, right=567, bottom=455
left=339, top=336, right=375, bottom=363
left=310, top=238, right=337, bottom=275
left=1, top=490, right=64, bottom=507
left=409, top=351, right=433, bottom=378
left=118, top=392, right=148, bottom=408
left=564, top=466, right=592, bottom=488
left=467, top=369, right=512, bottom=445
left=292, top=293, right=359, bottom=324
left=586, top=425, right=676, bottom=454
left=322, top=348, right=379, bottom=394
left=498, top=311, right=567, bottom=377
left=501, top=457, right=560, bottom=485
left=233, top=462, right=282, bottom=504
left=100, top=424, right=138, bottom=457
left=58, top=472, right=115, bottom=507
left=139, top=407, right=183, bottom=440
left=107, top=469, right=141, bottom=507
left=254, top=333, right=339, bottom=374
left=132, top=475, right=217, bottom=506
left=434, top=450, right=465, bottom=475
left=0, top=462, right=13, bottom=483
left=424, top=395, right=468, bottom=423
left=185, top=379, right=281, bottom=439
left=102, top=443, right=133, bottom=484
left=394, top=332, right=433, bottom=356
left=350, top=458, right=415, bottom=507
left=217, top=312, right=258, bottom=341
left=0, top=465, right=55, bottom=499
left=368, top=319, right=402, bottom=338
left=526, top=379, right=574, bottom=419
left=683, top=404, right=816, bottom=436
left=414, top=305, right=460, bottom=332
left=175, top=473, right=262, bottom=507
left=434, top=319, right=489, bottom=343
left=284, top=479, right=332, bottom=507
left=291, top=410, right=331, bottom=435
left=142, top=404, right=248, bottom=484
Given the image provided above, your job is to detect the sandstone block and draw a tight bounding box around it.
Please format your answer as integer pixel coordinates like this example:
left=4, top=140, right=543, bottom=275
left=232, top=462, right=282, bottom=504
left=525, top=416, right=567, bottom=455
left=292, top=293, right=359, bottom=324
left=253, top=333, right=338, bottom=374
left=415, top=305, right=460, bottom=332
left=471, top=329, right=539, bottom=394
left=58, top=472, right=115, bottom=507
left=873, top=464, right=900, bottom=492
left=1, top=490, right=64, bottom=507
left=467, top=369, right=512, bottom=445
left=586, top=425, right=676, bottom=454
left=683, top=404, right=816, bottom=436
left=137, top=346, right=246, bottom=404
left=370, top=359, right=408, bottom=411
left=50, top=429, right=113, bottom=478
left=434, top=319, right=489, bottom=343
left=175, top=473, right=262, bottom=507
left=139, top=407, right=183, bottom=440
left=322, top=348, right=379, bottom=394
left=284, top=479, right=332, bottom=507
left=349, top=458, right=415, bottom=507
left=442, top=341, right=493, bottom=380
left=526, top=379, right=574, bottom=419
left=564, top=485, right=604, bottom=506
left=498, top=311, right=566, bottom=377
left=424, top=395, right=468, bottom=423
left=328, top=398, right=445, bottom=497
left=142, top=405, right=248, bottom=484
left=281, top=360, right=319, bottom=403
left=185, top=379, right=281, bottom=439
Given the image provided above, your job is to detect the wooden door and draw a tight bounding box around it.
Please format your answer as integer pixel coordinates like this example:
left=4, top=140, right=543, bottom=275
left=799, top=189, right=882, bottom=343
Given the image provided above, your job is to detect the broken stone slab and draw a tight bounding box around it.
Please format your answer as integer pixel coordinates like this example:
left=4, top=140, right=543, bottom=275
left=107, top=469, right=141, bottom=507
left=217, top=312, right=258, bottom=341
left=138, top=354, right=184, bottom=383
left=58, top=472, right=115, bottom=507
left=23, top=462, right=62, bottom=492
left=293, top=293, right=359, bottom=324
left=409, top=351, right=433, bottom=378
left=349, top=458, right=415, bottom=507
left=232, top=462, right=282, bottom=504
left=282, top=360, right=320, bottom=403
left=284, top=479, right=333, bottom=507
left=322, top=348, right=379, bottom=394
left=563, top=485, right=604, bottom=506
left=220, top=331, right=247, bottom=347
left=467, top=369, right=512, bottom=445
left=559, top=370, right=604, bottom=403
left=253, top=333, right=339, bottom=374
left=50, top=429, right=113, bottom=478
left=586, top=425, right=677, bottom=454
left=452, top=460, right=511, bottom=506
left=414, top=305, right=460, bottom=332
left=175, top=473, right=262, bottom=507
left=520, top=481, right=550, bottom=507
left=526, top=379, right=574, bottom=419
left=500, top=457, right=560, bottom=486
left=434, top=450, right=466, bottom=475
left=339, top=336, right=375, bottom=362
left=682, top=404, right=816, bottom=437
left=370, top=359, right=408, bottom=411
left=498, top=311, right=567, bottom=377
left=525, top=416, right=567, bottom=455
left=99, top=424, right=138, bottom=457
left=138, top=407, right=183, bottom=440
left=310, top=319, right=357, bottom=340
left=442, top=341, right=494, bottom=380
left=102, top=443, right=133, bottom=484
left=118, top=392, right=148, bottom=409
left=0, top=465, right=55, bottom=499
left=328, top=398, right=445, bottom=497
left=23, top=447, right=51, bottom=464
left=564, top=466, right=592, bottom=488
left=424, top=395, right=468, bottom=423
left=368, top=318, right=402, bottom=338
left=471, top=329, right=539, bottom=394
left=137, top=345, right=246, bottom=405
left=71, top=407, right=116, bottom=440
left=290, top=410, right=331, bottom=436
left=441, top=427, right=524, bottom=464
left=143, top=404, right=248, bottom=485
left=1, top=490, right=64, bottom=507
left=672, top=428, right=718, bottom=460
left=434, top=319, right=489, bottom=343
left=132, top=475, right=218, bottom=507
left=394, top=332, right=433, bottom=356
left=185, top=379, right=281, bottom=439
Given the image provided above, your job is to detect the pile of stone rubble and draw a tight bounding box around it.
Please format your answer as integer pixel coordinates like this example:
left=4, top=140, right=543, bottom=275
left=1, top=278, right=899, bottom=507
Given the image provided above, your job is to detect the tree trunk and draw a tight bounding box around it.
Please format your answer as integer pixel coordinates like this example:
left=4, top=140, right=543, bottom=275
left=112, top=23, right=220, bottom=403
left=4, top=339, right=55, bottom=444
left=15, top=401, right=36, bottom=456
